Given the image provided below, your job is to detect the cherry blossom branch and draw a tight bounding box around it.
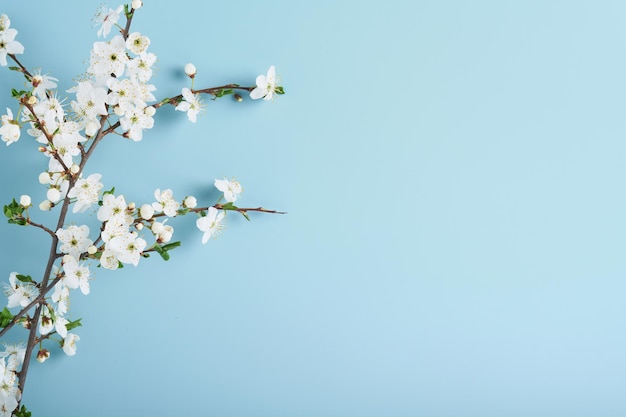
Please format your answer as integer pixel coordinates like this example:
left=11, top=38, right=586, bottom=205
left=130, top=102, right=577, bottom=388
left=1, top=5, right=284, bottom=415
left=21, top=101, right=70, bottom=173
left=13, top=10, right=140, bottom=395
left=149, top=204, right=287, bottom=219
left=17, top=191, right=74, bottom=395
left=212, top=204, right=286, bottom=215
left=154, top=85, right=255, bottom=109
left=80, top=119, right=119, bottom=170
left=120, top=6, right=135, bottom=40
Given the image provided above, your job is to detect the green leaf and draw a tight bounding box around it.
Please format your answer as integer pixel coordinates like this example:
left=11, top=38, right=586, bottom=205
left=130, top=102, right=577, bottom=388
left=275, top=86, right=285, bottom=95
left=241, top=211, right=250, bottom=221
left=0, top=308, right=13, bottom=328
left=214, top=88, right=234, bottom=98
left=152, top=244, right=171, bottom=261
left=221, top=202, right=236, bottom=210
left=14, top=405, right=32, bottom=417
left=4, top=198, right=26, bottom=225
left=10, top=89, right=28, bottom=98
left=8, top=66, right=20, bottom=72
left=66, top=318, right=82, bottom=331
left=15, top=274, right=33, bottom=283
left=162, top=241, right=181, bottom=251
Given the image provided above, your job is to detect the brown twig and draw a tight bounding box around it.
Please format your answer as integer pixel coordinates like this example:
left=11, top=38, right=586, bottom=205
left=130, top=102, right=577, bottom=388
left=27, top=219, right=56, bottom=239
left=8, top=53, right=32, bottom=80
left=153, top=85, right=255, bottom=109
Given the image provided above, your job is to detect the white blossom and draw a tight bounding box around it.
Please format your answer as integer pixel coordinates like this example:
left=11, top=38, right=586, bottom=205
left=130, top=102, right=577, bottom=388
left=31, top=71, right=59, bottom=98
left=139, top=203, right=154, bottom=220
left=89, top=35, right=128, bottom=82
left=126, top=52, right=156, bottom=83
left=119, top=106, right=154, bottom=141
left=196, top=207, right=225, bottom=244
left=67, top=173, right=103, bottom=213
left=62, top=333, right=80, bottom=356
left=98, top=193, right=130, bottom=223
left=214, top=178, right=242, bottom=203
left=152, top=188, right=179, bottom=217
left=151, top=220, right=173, bottom=243
left=250, top=65, right=278, bottom=101
left=95, top=5, right=123, bottom=38
left=62, top=255, right=91, bottom=295
left=126, top=32, right=150, bottom=55
left=108, top=233, right=146, bottom=266
left=38, top=305, right=54, bottom=335
left=56, top=225, right=93, bottom=260
left=3, top=272, right=37, bottom=309
left=51, top=281, right=70, bottom=316
left=0, top=108, right=20, bottom=145
left=0, top=16, right=24, bottom=66
left=100, top=249, right=120, bottom=270
left=175, top=88, right=203, bottom=123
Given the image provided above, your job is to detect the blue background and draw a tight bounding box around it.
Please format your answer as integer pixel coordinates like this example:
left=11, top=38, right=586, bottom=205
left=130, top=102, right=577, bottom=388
left=1, top=0, right=626, bottom=416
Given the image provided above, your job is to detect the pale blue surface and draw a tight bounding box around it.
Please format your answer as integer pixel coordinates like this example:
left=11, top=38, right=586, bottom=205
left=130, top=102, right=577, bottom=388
left=1, top=0, right=626, bottom=416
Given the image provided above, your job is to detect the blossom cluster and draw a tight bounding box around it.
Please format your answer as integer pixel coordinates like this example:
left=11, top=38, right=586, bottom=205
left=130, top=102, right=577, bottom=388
left=0, top=343, right=25, bottom=415
left=0, top=3, right=283, bottom=415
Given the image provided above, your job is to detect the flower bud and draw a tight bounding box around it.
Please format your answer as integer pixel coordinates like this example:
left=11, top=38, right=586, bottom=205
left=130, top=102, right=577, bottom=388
left=38, top=172, right=51, bottom=184
left=144, top=106, right=156, bottom=117
left=85, top=121, right=98, bottom=137
left=132, top=0, right=143, bottom=9
left=27, top=95, right=37, bottom=105
left=183, top=196, right=197, bottom=209
left=140, top=204, right=154, bottom=220
left=136, top=223, right=144, bottom=231
left=19, top=195, right=31, bottom=207
left=39, top=200, right=52, bottom=211
left=37, top=349, right=51, bottom=363
left=47, top=188, right=61, bottom=203
left=159, top=228, right=173, bottom=243
left=31, top=75, right=43, bottom=88
left=38, top=146, right=46, bottom=153
left=87, top=245, right=97, bottom=255
left=234, top=93, right=243, bottom=102
left=184, top=63, right=196, bottom=78
left=151, top=222, right=164, bottom=234
left=70, top=164, right=80, bottom=175
left=127, top=202, right=136, bottom=211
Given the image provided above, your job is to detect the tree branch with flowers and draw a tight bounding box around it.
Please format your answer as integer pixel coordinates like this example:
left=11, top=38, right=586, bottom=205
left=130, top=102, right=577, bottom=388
left=0, top=2, right=284, bottom=416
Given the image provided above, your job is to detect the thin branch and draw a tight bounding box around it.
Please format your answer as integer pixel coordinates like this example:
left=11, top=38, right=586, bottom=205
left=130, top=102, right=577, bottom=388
left=153, top=84, right=255, bottom=109
left=150, top=204, right=286, bottom=219
left=27, top=219, right=56, bottom=239
left=214, top=204, right=287, bottom=215
left=8, top=54, right=32, bottom=80
left=17, top=192, right=74, bottom=394
left=21, top=101, right=70, bottom=173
